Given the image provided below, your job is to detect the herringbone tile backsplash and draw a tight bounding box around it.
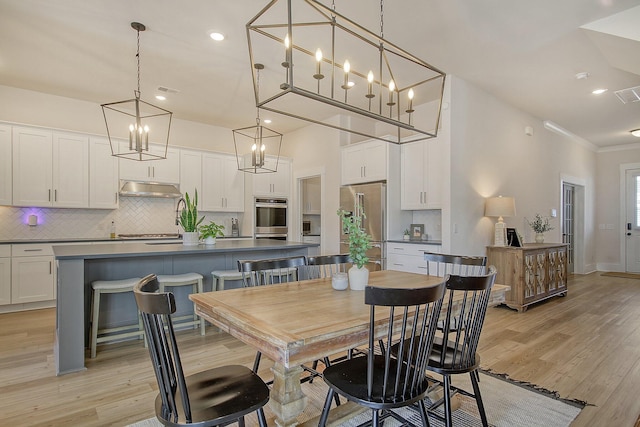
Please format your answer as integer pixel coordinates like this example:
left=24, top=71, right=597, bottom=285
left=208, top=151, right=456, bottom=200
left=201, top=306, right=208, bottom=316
left=0, top=198, right=242, bottom=241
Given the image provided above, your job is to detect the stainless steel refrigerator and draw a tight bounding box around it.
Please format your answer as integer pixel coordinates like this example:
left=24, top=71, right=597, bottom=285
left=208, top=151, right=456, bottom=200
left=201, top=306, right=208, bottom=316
left=340, top=182, right=386, bottom=271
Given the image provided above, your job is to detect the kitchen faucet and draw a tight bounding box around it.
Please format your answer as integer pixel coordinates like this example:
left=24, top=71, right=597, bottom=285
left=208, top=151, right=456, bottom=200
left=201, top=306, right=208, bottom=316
left=175, top=197, right=186, bottom=226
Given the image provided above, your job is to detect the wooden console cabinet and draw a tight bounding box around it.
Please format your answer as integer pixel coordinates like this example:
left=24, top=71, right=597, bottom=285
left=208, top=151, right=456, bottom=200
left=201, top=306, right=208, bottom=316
left=487, top=243, right=568, bottom=312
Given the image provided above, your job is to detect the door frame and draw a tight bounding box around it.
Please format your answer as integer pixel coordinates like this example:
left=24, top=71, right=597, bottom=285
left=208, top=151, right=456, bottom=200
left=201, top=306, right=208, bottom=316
left=560, top=174, right=585, bottom=274
left=620, top=163, right=640, bottom=272
left=295, top=166, right=325, bottom=251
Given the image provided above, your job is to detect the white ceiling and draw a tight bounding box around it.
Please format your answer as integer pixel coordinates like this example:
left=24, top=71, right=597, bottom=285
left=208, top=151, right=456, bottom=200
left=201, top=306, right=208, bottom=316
left=1, top=0, right=640, bottom=148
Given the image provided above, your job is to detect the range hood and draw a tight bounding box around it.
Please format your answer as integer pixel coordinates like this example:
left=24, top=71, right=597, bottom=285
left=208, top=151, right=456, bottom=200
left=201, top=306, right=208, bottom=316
left=119, top=181, right=182, bottom=198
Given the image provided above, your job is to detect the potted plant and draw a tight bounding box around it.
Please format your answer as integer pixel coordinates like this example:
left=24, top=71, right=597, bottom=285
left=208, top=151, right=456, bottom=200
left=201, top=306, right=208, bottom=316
left=200, top=221, right=225, bottom=245
left=178, top=190, right=204, bottom=246
left=527, top=213, right=554, bottom=243
left=337, top=206, right=372, bottom=290
left=403, top=229, right=410, bottom=240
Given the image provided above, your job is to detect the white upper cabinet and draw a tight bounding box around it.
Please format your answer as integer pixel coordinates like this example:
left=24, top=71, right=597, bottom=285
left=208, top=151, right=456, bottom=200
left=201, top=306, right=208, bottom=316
left=303, top=178, right=321, bottom=215
left=52, top=132, right=89, bottom=208
left=89, top=137, right=119, bottom=209
left=119, top=142, right=180, bottom=183
left=12, top=127, right=89, bottom=208
left=0, top=124, right=12, bottom=206
left=202, top=153, right=244, bottom=212
left=401, top=138, right=443, bottom=210
left=180, top=150, right=244, bottom=212
left=341, top=140, right=387, bottom=185
left=179, top=149, right=202, bottom=204
left=252, top=157, right=291, bottom=198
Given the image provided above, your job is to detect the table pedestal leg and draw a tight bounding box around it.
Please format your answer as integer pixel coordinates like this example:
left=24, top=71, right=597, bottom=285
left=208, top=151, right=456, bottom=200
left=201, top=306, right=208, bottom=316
left=270, top=362, right=308, bottom=427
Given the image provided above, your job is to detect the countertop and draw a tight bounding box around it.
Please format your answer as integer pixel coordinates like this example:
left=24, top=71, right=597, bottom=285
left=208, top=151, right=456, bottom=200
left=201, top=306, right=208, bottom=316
left=0, top=235, right=253, bottom=245
left=52, top=239, right=319, bottom=260
left=387, top=239, right=442, bottom=245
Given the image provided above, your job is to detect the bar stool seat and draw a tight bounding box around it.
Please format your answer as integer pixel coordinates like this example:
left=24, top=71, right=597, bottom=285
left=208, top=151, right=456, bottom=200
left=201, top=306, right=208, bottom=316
left=156, top=273, right=205, bottom=335
left=211, top=270, right=244, bottom=291
left=90, top=277, right=144, bottom=359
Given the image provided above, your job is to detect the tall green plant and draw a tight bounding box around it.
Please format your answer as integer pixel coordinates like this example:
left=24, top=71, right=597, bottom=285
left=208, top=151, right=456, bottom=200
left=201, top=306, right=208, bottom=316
left=179, top=190, right=204, bottom=232
left=337, top=206, right=372, bottom=269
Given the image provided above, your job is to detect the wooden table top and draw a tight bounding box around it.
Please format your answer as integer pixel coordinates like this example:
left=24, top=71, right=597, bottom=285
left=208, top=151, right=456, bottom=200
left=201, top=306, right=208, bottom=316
left=191, top=270, right=509, bottom=368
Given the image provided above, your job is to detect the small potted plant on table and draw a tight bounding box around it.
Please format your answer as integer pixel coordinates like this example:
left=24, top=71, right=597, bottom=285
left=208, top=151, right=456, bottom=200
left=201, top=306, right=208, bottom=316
left=527, top=213, right=554, bottom=243
left=200, top=221, right=225, bottom=245
left=337, top=205, right=372, bottom=290
left=178, top=190, right=204, bottom=246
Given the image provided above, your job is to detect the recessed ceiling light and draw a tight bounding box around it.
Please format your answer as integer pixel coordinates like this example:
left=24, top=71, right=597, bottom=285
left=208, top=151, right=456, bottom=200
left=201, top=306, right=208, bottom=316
left=575, top=72, right=589, bottom=80
left=631, top=129, right=640, bottom=138
left=209, top=32, right=225, bottom=41
left=263, top=119, right=272, bottom=124
left=347, top=81, right=355, bottom=87
left=155, top=95, right=166, bottom=101
left=592, top=88, right=607, bottom=95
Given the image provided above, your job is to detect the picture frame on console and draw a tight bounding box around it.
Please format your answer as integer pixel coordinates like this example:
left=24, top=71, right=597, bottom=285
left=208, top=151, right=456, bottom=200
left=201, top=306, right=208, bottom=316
left=410, top=224, right=424, bottom=240
left=507, top=228, right=522, bottom=247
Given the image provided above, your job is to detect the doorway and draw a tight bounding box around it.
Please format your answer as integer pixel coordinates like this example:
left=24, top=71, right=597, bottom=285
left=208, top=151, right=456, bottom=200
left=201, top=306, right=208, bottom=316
left=562, top=183, right=575, bottom=274
left=300, top=175, right=322, bottom=256
left=624, top=168, right=640, bottom=272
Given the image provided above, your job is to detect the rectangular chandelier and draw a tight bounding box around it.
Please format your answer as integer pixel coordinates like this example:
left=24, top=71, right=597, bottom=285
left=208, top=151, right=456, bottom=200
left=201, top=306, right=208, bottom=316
left=246, top=0, right=446, bottom=144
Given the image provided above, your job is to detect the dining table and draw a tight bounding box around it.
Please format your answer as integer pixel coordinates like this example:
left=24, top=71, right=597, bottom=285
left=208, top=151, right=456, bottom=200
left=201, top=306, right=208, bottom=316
left=190, top=270, right=509, bottom=427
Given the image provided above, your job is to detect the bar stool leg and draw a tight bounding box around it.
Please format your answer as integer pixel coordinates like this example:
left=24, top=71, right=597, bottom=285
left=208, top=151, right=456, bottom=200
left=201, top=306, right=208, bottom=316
left=90, top=289, right=101, bottom=359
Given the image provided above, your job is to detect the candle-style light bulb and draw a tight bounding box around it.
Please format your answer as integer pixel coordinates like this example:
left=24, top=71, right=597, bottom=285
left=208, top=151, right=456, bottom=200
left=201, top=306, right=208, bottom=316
left=313, top=48, right=324, bottom=82
left=387, top=80, right=396, bottom=105
left=365, top=70, right=375, bottom=99
left=342, top=60, right=351, bottom=90
left=407, top=88, right=414, bottom=112
left=282, top=34, right=290, bottom=69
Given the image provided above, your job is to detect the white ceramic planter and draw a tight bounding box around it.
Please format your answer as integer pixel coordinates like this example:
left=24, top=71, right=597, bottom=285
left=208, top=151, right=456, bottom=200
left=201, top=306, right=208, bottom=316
left=203, top=236, right=217, bottom=246
left=348, top=265, right=369, bottom=291
left=182, top=232, right=199, bottom=246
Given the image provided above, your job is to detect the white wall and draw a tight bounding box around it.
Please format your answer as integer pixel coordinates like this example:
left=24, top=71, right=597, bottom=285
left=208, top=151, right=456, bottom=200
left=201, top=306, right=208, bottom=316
left=448, top=76, right=597, bottom=271
left=0, top=85, right=235, bottom=153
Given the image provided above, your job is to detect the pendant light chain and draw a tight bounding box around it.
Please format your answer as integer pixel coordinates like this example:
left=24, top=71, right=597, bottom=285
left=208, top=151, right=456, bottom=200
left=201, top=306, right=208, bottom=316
left=136, top=26, right=141, bottom=97
left=255, top=66, right=261, bottom=125
left=380, top=0, right=384, bottom=39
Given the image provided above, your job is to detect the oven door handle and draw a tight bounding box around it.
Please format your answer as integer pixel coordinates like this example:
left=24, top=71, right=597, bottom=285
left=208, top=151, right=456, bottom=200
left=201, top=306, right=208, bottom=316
left=255, top=203, right=288, bottom=209
left=255, top=233, right=288, bottom=238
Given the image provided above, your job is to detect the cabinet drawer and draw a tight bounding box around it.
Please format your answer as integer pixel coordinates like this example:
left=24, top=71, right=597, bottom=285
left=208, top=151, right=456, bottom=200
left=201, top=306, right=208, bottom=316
left=12, top=244, right=54, bottom=257
left=387, top=253, right=428, bottom=274
left=0, top=245, right=10, bottom=257
left=387, top=243, right=441, bottom=256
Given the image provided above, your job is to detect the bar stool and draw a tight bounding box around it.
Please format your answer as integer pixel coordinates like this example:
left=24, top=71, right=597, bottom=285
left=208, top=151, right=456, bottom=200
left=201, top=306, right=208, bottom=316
left=90, top=277, right=144, bottom=359
left=211, top=270, right=244, bottom=291
left=156, top=273, right=205, bottom=335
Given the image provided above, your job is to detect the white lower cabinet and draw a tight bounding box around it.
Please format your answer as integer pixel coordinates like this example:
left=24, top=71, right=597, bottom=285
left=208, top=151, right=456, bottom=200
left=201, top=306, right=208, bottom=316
left=11, top=244, right=55, bottom=304
left=386, top=243, right=442, bottom=274
left=302, top=235, right=321, bottom=256
left=0, top=246, right=10, bottom=306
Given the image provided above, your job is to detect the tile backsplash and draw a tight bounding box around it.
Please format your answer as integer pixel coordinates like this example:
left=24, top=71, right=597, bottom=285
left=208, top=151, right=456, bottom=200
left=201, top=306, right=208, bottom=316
left=0, top=198, right=243, bottom=240
left=411, top=210, right=442, bottom=241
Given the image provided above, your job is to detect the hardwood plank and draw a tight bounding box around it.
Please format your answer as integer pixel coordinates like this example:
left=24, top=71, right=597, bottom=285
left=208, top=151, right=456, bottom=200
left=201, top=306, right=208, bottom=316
left=0, top=272, right=639, bottom=426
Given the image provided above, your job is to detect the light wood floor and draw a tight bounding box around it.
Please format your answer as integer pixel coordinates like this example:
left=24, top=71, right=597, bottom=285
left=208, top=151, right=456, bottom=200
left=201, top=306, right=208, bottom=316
left=1, top=272, right=639, bottom=426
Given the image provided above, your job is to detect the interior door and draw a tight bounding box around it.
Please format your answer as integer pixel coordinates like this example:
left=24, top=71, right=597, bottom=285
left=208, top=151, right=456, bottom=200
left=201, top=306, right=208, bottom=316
left=625, top=169, right=640, bottom=272
left=562, top=183, right=575, bottom=274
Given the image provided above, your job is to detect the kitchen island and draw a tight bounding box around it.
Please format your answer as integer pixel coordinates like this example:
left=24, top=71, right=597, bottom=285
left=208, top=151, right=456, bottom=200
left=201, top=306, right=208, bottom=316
left=53, top=239, right=317, bottom=375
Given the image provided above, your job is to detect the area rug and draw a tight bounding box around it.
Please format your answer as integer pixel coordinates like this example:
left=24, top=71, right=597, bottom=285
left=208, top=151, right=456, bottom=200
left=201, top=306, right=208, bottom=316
left=600, top=271, right=640, bottom=279
left=128, top=370, right=586, bottom=427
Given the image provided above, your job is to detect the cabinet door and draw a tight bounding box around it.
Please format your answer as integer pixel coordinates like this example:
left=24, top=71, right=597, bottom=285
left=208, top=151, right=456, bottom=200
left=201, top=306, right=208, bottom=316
left=271, top=158, right=290, bottom=197
left=341, top=144, right=365, bottom=185
left=303, top=178, right=321, bottom=214
left=425, top=138, right=443, bottom=209
left=0, top=256, right=10, bottom=306
left=89, top=137, right=119, bottom=209
left=150, top=146, right=180, bottom=183
left=0, top=124, right=11, bottom=206
left=11, top=256, right=55, bottom=303
left=253, top=157, right=290, bottom=197
left=401, top=142, right=425, bottom=209
left=201, top=153, right=224, bottom=211
left=53, top=132, right=89, bottom=208
left=180, top=150, right=203, bottom=207
left=118, top=141, right=151, bottom=181
left=12, top=126, right=53, bottom=207
left=222, top=155, right=244, bottom=211
left=362, top=141, right=387, bottom=182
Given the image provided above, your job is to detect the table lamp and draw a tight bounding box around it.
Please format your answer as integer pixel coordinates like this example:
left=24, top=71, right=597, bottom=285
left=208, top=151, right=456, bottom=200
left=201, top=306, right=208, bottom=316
left=485, top=196, right=516, bottom=246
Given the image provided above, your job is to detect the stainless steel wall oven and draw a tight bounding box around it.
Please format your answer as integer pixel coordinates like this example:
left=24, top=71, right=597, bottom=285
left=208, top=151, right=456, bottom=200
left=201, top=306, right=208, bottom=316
left=254, top=197, right=288, bottom=240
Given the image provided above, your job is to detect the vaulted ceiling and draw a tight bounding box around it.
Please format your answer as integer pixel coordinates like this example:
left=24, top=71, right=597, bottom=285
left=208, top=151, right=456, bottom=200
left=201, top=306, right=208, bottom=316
left=1, top=0, right=639, bottom=148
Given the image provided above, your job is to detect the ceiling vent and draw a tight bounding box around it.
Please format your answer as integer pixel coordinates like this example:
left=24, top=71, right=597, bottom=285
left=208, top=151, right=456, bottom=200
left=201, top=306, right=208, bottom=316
left=614, top=85, right=640, bottom=104
left=157, top=86, right=180, bottom=94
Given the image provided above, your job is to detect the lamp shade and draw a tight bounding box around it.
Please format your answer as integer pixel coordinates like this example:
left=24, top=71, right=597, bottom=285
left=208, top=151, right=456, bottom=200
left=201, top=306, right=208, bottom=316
left=485, top=196, right=516, bottom=219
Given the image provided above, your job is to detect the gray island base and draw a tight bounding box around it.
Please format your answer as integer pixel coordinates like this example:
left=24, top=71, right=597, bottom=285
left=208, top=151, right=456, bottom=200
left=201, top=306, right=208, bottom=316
left=53, top=239, right=317, bottom=375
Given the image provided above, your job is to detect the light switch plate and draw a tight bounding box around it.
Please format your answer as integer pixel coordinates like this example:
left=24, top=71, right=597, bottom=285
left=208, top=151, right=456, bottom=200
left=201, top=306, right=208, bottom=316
left=550, top=208, right=557, bottom=218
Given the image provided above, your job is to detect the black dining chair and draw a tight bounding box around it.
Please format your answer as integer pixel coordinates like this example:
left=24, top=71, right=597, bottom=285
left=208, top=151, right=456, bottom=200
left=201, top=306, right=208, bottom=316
left=318, top=281, right=446, bottom=427
left=134, top=274, right=269, bottom=427
left=421, top=266, right=497, bottom=427
left=424, top=252, right=487, bottom=277
left=237, top=255, right=307, bottom=374
left=305, top=254, right=352, bottom=280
